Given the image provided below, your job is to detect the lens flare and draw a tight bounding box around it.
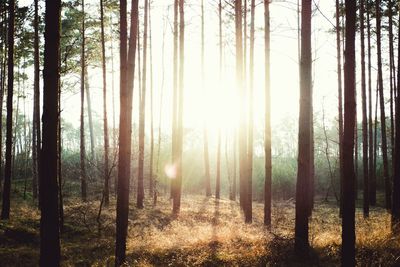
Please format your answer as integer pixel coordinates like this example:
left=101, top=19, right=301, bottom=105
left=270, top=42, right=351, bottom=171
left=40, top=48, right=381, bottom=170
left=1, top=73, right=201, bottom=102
left=164, top=163, right=177, bottom=179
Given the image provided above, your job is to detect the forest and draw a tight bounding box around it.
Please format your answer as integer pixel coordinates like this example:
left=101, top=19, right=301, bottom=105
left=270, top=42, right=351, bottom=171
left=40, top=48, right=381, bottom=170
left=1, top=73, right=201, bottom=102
left=0, top=0, right=399, bottom=266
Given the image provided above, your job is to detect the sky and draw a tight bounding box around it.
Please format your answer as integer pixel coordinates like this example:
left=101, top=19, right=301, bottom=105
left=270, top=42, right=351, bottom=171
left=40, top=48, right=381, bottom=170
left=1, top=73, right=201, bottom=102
left=17, top=0, right=376, bottom=152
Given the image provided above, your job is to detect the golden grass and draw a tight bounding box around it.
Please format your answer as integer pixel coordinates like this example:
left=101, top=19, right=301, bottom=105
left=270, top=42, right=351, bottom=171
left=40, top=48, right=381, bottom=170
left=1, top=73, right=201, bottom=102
left=0, top=195, right=399, bottom=266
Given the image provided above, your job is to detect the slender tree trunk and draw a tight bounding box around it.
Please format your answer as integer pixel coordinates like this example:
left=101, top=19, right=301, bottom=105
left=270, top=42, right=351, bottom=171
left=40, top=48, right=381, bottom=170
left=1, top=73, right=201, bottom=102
left=202, top=0, right=211, bottom=197
left=246, top=0, right=255, bottom=223
left=264, top=0, right=271, bottom=228
left=80, top=0, right=87, bottom=202
left=100, top=0, right=110, bottom=206
left=115, top=0, right=138, bottom=264
left=32, top=0, right=40, bottom=202
left=360, top=0, right=369, bottom=218
left=376, top=0, right=391, bottom=211
left=367, top=0, right=375, bottom=207
left=85, top=67, right=95, bottom=160
left=58, top=74, right=63, bottom=231
left=137, top=0, right=149, bottom=209
left=388, top=0, right=395, bottom=172
left=1, top=0, right=15, bottom=220
left=392, top=7, right=400, bottom=233
left=149, top=0, right=154, bottom=198
left=171, top=0, right=178, bottom=201
left=295, top=0, right=312, bottom=254
left=40, top=0, right=61, bottom=264
left=172, top=0, right=184, bottom=214
left=341, top=1, right=356, bottom=265
left=336, top=0, right=344, bottom=217
left=0, top=5, right=6, bottom=196
left=215, top=131, right=221, bottom=199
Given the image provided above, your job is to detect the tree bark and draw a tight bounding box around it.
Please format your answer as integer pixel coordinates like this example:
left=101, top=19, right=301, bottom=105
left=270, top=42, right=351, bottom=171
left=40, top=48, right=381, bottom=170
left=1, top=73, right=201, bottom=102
left=80, top=0, right=87, bottom=202
left=376, top=0, right=391, bottom=211
left=1, top=0, right=15, bottom=220
left=40, top=0, right=61, bottom=265
left=264, top=0, right=272, bottom=228
left=137, top=0, right=149, bottom=209
left=341, top=1, right=356, bottom=265
left=360, top=0, right=369, bottom=218
left=115, top=0, right=138, bottom=264
left=295, top=0, right=312, bottom=253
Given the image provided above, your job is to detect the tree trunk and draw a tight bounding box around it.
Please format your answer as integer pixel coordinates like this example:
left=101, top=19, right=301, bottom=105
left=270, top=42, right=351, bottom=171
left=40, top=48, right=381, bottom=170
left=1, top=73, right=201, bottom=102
left=100, top=0, right=110, bottom=207
left=32, top=0, right=40, bottom=202
left=40, top=0, right=61, bottom=265
left=171, top=0, right=178, bottom=201
left=341, top=1, right=356, bottom=265
left=367, top=0, right=375, bottom=207
left=295, top=0, right=312, bottom=254
left=137, top=0, right=149, bottom=209
left=85, top=67, right=95, bottom=160
left=264, top=0, right=272, bottom=228
left=1, top=0, right=15, bottom=220
left=336, top=0, right=344, bottom=217
left=376, top=0, right=391, bottom=211
left=149, top=0, right=154, bottom=198
left=215, top=131, right=221, bottom=199
left=172, top=0, right=184, bottom=214
left=202, top=0, right=211, bottom=197
left=80, top=0, right=87, bottom=202
left=388, top=0, right=395, bottom=173
left=360, top=0, right=369, bottom=218
left=115, top=0, right=138, bottom=264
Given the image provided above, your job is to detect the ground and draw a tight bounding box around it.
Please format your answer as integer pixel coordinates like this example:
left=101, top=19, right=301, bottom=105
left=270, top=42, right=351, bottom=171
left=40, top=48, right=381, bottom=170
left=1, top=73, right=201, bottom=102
left=0, top=194, right=399, bottom=266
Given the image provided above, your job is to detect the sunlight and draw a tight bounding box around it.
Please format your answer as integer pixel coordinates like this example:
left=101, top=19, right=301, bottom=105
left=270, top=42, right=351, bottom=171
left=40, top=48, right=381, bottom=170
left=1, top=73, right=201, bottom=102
left=164, top=163, right=177, bottom=179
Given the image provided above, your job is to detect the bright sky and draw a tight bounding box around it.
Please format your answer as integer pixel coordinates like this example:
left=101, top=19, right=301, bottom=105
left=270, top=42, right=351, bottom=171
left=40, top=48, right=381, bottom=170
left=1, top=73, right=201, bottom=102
left=18, top=0, right=372, bottom=150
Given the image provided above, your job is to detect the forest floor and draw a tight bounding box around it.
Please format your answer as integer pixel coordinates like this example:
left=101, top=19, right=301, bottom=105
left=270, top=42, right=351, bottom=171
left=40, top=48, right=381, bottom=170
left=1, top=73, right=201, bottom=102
left=0, top=194, right=399, bottom=266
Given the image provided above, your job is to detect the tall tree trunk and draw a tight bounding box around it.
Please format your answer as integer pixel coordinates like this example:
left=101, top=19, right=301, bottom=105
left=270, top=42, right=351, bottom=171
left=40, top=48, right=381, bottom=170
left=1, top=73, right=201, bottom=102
left=367, top=0, right=375, bottom=206
left=360, top=0, right=369, bottom=218
left=171, top=0, right=178, bottom=201
left=202, top=0, right=211, bottom=197
left=0, top=4, right=7, bottom=196
left=115, top=0, right=138, bottom=264
left=215, top=131, right=221, bottom=199
left=295, top=0, right=312, bottom=253
left=85, top=67, right=95, bottom=160
left=32, top=0, right=40, bottom=202
left=1, top=0, right=15, bottom=220
left=172, top=0, right=184, bottom=214
left=264, top=0, right=272, bottom=228
left=100, top=0, right=110, bottom=207
left=235, top=0, right=249, bottom=223
left=137, top=0, right=149, bottom=209
left=58, top=74, right=63, bottom=231
left=40, top=0, right=61, bottom=264
left=376, top=0, right=391, bottom=211
left=336, top=0, right=344, bottom=217
left=80, top=0, right=87, bottom=202
left=388, top=0, right=395, bottom=172
left=149, top=0, right=154, bottom=198
left=341, top=1, right=356, bottom=265
left=246, top=0, right=255, bottom=223
left=392, top=7, right=400, bottom=233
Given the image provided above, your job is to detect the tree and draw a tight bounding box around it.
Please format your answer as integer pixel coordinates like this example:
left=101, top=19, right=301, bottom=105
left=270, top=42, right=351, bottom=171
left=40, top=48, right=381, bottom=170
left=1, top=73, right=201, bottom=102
left=172, top=0, right=184, bottom=214
left=40, top=0, right=62, bottom=265
left=341, top=0, right=356, bottom=265
left=360, top=0, right=368, bottom=218
left=264, top=0, right=272, bottom=228
left=202, top=0, right=211, bottom=197
left=115, top=0, right=139, bottom=264
left=335, top=0, right=344, bottom=217
left=80, top=0, right=87, bottom=202
left=1, top=0, right=15, bottom=220
left=376, top=0, right=391, bottom=211
left=392, top=4, right=400, bottom=234
left=32, top=0, right=40, bottom=202
left=295, top=0, right=312, bottom=253
left=100, top=0, right=110, bottom=206
left=137, top=0, right=149, bottom=209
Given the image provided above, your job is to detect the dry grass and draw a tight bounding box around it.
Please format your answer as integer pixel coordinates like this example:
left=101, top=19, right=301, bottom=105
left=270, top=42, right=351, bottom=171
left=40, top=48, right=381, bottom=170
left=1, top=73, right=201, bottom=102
left=0, top=195, right=399, bottom=266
